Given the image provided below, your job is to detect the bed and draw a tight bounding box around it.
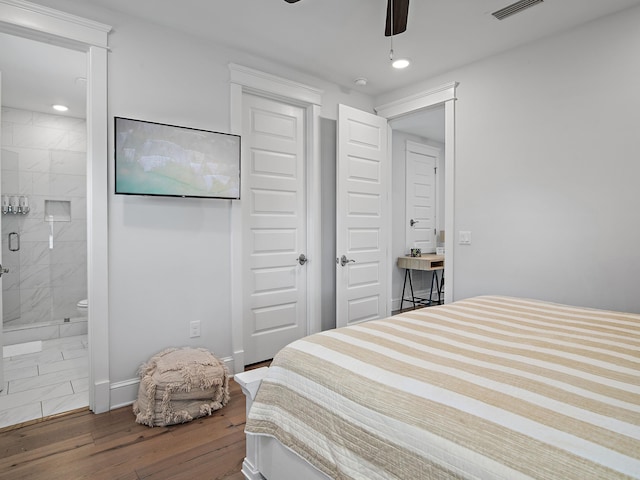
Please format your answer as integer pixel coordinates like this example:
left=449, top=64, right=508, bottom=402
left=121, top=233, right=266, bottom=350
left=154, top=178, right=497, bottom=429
left=235, top=295, right=640, bottom=480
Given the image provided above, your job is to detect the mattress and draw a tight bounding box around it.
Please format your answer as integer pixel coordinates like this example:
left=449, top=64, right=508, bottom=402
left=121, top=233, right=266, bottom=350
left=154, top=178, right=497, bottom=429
left=245, top=296, right=640, bottom=480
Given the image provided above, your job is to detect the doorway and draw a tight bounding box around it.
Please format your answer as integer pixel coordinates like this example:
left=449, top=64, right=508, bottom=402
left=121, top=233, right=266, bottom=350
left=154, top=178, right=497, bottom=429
left=376, top=82, right=457, bottom=307
left=332, top=90, right=455, bottom=319
left=0, top=0, right=111, bottom=417
left=389, top=105, right=445, bottom=311
left=229, top=64, right=323, bottom=372
left=331, top=86, right=456, bottom=325
left=0, top=32, right=90, bottom=428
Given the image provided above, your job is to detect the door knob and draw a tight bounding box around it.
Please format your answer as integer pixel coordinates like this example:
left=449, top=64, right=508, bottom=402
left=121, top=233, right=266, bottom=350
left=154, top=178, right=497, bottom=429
left=410, top=219, right=419, bottom=227
left=297, top=253, right=308, bottom=265
left=0, top=264, right=9, bottom=277
left=339, top=255, right=356, bottom=267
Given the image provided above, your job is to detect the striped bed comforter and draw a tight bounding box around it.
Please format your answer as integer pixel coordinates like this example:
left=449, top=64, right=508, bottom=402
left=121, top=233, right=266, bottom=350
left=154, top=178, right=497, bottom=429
left=245, top=296, right=640, bottom=480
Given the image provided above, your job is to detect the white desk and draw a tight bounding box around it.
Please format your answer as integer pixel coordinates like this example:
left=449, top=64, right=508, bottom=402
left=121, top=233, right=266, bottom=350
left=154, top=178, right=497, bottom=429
left=397, top=254, right=444, bottom=310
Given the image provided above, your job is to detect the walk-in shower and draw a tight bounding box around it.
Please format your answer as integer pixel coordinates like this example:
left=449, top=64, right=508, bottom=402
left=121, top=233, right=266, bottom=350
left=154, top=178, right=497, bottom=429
left=1, top=107, right=87, bottom=347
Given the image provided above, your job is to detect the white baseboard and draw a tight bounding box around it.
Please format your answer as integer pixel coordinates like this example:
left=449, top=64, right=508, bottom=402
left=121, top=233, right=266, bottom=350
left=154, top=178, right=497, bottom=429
left=110, top=378, right=139, bottom=410
left=109, top=355, right=235, bottom=410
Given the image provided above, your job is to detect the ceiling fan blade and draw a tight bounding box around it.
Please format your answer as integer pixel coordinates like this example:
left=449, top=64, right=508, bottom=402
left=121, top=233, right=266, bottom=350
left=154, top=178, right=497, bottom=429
left=385, top=0, right=410, bottom=36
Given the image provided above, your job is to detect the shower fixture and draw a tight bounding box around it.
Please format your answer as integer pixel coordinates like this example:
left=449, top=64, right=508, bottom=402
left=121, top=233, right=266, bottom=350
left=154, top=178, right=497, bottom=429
left=2, top=195, right=30, bottom=215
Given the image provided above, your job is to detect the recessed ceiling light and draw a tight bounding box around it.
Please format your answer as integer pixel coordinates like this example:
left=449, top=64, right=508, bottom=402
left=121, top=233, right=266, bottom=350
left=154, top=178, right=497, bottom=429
left=52, top=104, right=69, bottom=112
left=392, top=58, right=411, bottom=69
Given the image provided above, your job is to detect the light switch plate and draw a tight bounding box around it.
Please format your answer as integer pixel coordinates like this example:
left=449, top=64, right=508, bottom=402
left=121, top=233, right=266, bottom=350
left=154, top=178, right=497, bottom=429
left=459, top=231, right=472, bottom=245
left=189, top=320, right=201, bottom=338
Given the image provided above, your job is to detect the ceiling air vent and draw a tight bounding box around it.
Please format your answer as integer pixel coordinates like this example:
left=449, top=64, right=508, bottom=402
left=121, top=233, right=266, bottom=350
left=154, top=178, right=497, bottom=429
left=492, top=0, right=544, bottom=20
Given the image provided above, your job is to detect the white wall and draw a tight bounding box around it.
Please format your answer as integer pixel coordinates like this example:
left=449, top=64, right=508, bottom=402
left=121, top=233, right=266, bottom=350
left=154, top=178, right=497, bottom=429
left=105, top=16, right=374, bottom=396
left=24, top=0, right=375, bottom=406
left=377, top=5, right=640, bottom=313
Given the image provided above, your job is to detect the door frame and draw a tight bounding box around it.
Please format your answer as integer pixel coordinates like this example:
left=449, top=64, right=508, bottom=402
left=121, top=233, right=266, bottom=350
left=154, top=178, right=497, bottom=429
left=375, top=82, right=457, bottom=304
left=0, top=0, right=111, bottom=412
left=229, top=64, right=322, bottom=374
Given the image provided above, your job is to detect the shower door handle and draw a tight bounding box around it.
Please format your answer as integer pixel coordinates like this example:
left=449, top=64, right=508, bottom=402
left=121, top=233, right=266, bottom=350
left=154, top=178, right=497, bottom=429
left=9, top=232, right=19, bottom=251
left=0, top=264, right=9, bottom=277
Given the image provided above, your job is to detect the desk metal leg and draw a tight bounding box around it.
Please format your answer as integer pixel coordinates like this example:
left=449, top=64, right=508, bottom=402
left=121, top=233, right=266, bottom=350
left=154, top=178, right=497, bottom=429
left=429, top=270, right=442, bottom=305
left=400, top=269, right=408, bottom=311
left=400, top=269, right=416, bottom=311
left=429, top=271, right=435, bottom=305
left=408, top=271, right=416, bottom=308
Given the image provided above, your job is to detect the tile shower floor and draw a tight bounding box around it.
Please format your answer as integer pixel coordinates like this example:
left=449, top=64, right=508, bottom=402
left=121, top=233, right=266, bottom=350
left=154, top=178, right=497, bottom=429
left=0, top=334, right=88, bottom=429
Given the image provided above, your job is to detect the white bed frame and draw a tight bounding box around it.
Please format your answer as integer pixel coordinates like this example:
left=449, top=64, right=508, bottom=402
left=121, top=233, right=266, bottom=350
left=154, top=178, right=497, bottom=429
left=235, top=368, right=331, bottom=480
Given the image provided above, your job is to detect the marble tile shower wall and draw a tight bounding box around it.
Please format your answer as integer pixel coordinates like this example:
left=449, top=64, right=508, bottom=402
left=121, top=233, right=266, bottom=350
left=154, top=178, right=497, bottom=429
left=1, top=107, right=87, bottom=327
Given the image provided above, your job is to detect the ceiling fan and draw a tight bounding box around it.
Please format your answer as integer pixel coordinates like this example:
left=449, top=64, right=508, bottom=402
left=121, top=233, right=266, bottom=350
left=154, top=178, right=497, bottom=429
left=284, top=0, right=410, bottom=36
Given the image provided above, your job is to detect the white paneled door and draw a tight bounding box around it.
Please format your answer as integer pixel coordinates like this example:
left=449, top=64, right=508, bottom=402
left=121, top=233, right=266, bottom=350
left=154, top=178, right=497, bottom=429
left=406, top=141, right=439, bottom=253
left=336, top=104, right=389, bottom=329
left=242, top=93, right=307, bottom=365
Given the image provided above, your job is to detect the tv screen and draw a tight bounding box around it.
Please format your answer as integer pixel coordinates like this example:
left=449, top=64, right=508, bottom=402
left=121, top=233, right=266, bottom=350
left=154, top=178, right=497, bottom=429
left=114, top=117, right=240, bottom=199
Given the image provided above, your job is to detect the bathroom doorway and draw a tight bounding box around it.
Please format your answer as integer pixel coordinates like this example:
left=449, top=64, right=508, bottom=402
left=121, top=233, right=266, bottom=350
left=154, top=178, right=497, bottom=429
left=0, top=32, right=89, bottom=428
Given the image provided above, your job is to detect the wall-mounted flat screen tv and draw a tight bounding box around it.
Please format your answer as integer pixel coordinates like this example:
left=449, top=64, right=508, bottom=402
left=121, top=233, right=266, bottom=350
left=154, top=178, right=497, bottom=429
left=114, top=117, right=240, bottom=199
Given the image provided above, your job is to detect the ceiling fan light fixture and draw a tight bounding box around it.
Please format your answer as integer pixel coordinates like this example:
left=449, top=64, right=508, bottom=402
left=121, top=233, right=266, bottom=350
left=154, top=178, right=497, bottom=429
left=387, top=0, right=411, bottom=70
left=392, top=58, right=410, bottom=69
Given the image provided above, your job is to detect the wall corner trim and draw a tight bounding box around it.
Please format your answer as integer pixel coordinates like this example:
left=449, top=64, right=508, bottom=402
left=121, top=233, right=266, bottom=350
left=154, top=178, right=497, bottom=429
left=92, top=380, right=111, bottom=413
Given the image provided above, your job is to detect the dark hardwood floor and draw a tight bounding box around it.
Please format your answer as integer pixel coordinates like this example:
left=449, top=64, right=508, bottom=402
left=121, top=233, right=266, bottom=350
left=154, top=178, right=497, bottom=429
left=0, top=378, right=247, bottom=480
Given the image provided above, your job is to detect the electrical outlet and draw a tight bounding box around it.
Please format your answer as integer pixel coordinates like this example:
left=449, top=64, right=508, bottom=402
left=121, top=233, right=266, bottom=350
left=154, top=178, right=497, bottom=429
left=189, top=320, right=201, bottom=338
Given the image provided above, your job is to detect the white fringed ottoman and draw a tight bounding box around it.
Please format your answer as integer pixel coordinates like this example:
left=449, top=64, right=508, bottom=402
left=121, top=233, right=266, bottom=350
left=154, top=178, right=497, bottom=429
left=132, top=347, right=230, bottom=427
